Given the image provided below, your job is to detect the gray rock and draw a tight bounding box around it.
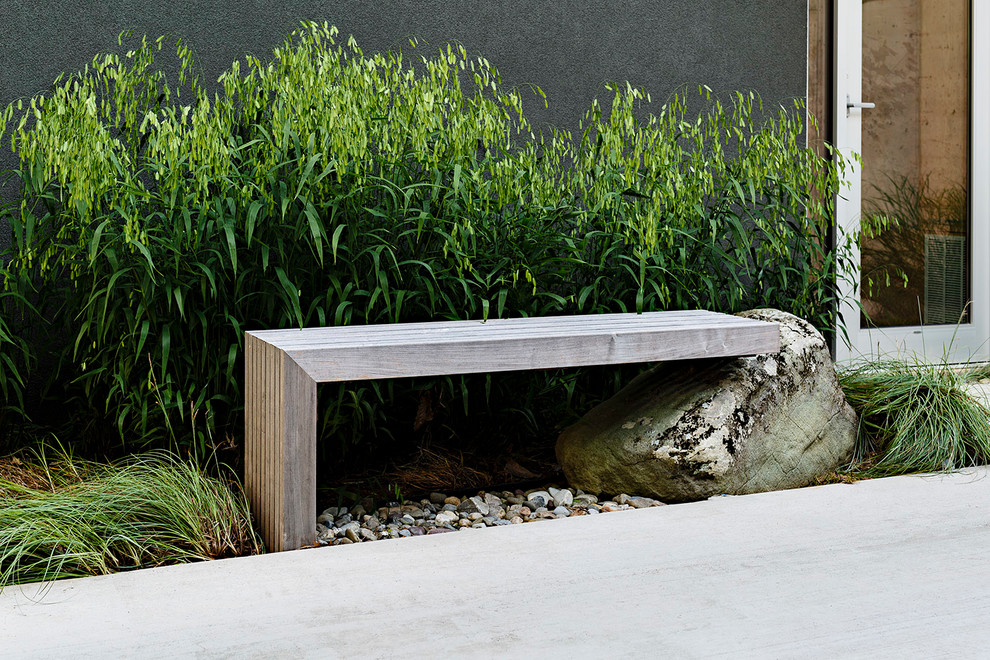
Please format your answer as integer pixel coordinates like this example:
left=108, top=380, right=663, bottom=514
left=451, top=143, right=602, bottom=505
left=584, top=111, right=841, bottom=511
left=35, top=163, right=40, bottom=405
left=316, top=513, right=335, bottom=526
left=345, top=527, right=361, bottom=543
left=429, top=492, right=447, bottom=505
left=337, top=538, right=354, bottom=545
left=574, top=493, right=599, bottom=505
left=441, top=503, right=458, bottom=513
left=335, top=513, right=353, bottom=526
left=552, top=489, right=574, bottom=507
left=484, top=493, right=503, bottom=508
left=556, top=309, right=858, bottom=501
left=628, top=497, right=662, bottom=508
left=401, top=514, right=416, bottom=525
left=408, top=526, right=426, bottom=536
left=457, top=496, right=490, bottom=516
left=526, top=491, right=551, bottom=509
left=338, top=521, right=360, bottom=534
left=552, top=506, right=571, bottom=517
left=365, top=516, right=380, bottom=529
left=350, top=504, right=367, bottom=518
left=359, top=528, right=377, bottom=542
left=525, top=498, right=546, bottom=510
left=398, top=529, right=412, bottom=537
left=434, top=511, right=458, bottom=526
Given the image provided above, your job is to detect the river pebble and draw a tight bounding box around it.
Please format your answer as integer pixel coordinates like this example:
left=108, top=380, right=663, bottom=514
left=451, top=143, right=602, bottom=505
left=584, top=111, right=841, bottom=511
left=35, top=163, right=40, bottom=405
left=316, top=486, right=666, bottom=546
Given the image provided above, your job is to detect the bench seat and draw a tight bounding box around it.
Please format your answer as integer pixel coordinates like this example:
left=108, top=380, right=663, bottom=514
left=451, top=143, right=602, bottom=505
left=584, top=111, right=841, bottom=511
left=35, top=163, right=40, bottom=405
left=245, top=310, right=780, bottom=551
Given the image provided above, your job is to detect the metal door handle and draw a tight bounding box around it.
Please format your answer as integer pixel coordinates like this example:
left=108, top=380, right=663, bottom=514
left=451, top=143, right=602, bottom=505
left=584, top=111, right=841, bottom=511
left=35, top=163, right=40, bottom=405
left=846, top=95, right=876, bottom=111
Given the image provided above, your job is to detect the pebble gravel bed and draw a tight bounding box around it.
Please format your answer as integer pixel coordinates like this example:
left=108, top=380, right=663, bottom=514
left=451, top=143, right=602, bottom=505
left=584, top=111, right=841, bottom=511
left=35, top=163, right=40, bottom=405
left=316, top=487, right=665, bottom=545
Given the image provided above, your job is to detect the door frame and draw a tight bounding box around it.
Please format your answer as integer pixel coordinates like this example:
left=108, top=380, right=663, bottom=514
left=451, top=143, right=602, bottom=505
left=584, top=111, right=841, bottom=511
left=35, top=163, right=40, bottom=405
left=832, top=0, right=990, bottom=364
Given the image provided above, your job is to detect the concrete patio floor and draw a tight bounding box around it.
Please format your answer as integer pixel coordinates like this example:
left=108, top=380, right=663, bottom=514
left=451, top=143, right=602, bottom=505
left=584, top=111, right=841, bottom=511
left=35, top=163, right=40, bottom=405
left=3, top=468, right=990, bottom=659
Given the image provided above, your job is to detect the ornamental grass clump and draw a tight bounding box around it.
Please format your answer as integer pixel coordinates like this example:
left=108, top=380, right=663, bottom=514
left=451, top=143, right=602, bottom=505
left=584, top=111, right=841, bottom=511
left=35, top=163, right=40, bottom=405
left=0, top=447, right=260, bottom=588
left=839, top=360, right=990, bottom=476
left=0, top=21, right=852, bottom=460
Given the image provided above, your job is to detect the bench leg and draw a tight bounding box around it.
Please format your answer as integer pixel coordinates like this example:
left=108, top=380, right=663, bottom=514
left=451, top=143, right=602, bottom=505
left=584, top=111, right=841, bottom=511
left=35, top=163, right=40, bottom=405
left=245, top=335, right=318, bottom=552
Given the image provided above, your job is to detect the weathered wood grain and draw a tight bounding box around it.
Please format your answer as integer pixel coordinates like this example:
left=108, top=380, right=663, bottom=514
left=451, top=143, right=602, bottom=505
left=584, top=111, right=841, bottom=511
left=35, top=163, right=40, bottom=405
left=244, top=310, right=780, bottom=552
left=252, top=311, right=778, bottom=383
left=279, top=356, right=317, bottom=551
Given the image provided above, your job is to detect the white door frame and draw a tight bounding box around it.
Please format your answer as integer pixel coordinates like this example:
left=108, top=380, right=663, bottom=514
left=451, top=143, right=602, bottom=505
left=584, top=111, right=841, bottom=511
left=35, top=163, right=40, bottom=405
left=833, top=0, right=990, bottom=364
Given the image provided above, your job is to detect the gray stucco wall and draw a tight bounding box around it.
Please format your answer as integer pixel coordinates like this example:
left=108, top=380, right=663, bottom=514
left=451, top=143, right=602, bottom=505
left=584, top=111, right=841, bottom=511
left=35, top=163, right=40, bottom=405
left=0, top=1, right=808, bottom=252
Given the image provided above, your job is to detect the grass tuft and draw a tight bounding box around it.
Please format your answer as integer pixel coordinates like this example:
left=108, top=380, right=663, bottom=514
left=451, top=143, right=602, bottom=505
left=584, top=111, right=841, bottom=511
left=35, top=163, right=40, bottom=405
left=0, top=445, right=260, bottom=589
left=839, top=359, right=990, bottom=477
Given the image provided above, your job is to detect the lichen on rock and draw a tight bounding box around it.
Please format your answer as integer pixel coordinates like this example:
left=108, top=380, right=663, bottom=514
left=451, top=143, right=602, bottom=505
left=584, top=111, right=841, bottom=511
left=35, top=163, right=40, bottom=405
left=555, top=309, right=858, bottom=501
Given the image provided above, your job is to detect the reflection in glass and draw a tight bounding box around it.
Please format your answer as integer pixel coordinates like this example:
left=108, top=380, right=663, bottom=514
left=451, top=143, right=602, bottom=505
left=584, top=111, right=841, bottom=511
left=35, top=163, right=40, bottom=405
left=860, top=0, right=970, bottom=328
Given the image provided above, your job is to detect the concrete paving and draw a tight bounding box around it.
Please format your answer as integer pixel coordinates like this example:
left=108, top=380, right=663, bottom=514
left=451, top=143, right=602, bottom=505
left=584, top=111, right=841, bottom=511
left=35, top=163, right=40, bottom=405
left=965, top=382, right=990, bottom=409
left=3, top=469, right=990, bottom=659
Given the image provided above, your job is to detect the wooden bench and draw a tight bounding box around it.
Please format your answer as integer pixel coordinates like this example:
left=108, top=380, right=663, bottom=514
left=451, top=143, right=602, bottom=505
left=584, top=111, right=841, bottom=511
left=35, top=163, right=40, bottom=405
left=244, top=310, right=780, bottom=552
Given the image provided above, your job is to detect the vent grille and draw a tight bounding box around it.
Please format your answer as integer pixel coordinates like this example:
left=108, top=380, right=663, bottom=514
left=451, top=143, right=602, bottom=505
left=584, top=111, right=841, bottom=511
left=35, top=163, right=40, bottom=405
left=924, top=234, right=967, bottom=325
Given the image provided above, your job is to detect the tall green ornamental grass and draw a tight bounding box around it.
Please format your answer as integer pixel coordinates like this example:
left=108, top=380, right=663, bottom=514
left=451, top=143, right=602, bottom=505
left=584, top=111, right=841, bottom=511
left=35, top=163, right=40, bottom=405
left=0, top=22, right=854, bottom=457
left=0, top=446, right=259, bottom=588
left=839, top=360, right=990, bottom=476
left=0, top=291, right=31, bottom=424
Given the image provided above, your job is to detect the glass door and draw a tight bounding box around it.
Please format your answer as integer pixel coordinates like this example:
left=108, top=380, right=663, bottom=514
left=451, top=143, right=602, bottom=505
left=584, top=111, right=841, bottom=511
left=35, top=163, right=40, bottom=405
left=833, top=0, right=990, bottom=363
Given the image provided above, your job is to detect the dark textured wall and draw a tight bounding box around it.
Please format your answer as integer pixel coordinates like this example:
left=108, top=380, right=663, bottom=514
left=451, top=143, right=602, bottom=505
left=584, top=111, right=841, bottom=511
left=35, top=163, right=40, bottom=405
left=0, top=1, right=808, bottom=252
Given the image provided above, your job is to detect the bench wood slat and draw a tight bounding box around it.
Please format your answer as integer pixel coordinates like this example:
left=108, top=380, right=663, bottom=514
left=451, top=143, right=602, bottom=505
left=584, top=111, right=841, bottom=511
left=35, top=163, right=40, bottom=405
left=249, top=310, right=756, bottom=349
left=290, top=325, right=774, bottom=382
left=251, top=311, right=768, bottom=349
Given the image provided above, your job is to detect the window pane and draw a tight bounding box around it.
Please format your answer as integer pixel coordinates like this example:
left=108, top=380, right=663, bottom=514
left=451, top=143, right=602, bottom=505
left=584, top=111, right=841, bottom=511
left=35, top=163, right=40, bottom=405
left=860, top=0, right=970, bottom=328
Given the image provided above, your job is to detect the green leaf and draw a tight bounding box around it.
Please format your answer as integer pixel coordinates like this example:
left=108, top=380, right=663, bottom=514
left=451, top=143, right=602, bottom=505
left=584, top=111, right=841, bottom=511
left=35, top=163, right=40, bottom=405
left=303, top=200, right=324, bottom=265
left=161, top=324, right=171, bottom=375
left=88, top=220, right=111, bottom=264
left=331, top=224, right=346, bottom=264
left=223, top=222, right=237, bottom=274
left=135, top=320, right=151, bottom=356
left=275, top=266, right=304, bottom=327
left=246, top=200, right=263, bottom=245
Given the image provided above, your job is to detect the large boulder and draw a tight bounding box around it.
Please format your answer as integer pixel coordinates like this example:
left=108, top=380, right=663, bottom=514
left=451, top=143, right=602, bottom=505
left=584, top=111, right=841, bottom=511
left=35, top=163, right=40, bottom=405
left=555, top=309, right=857, bottom=501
